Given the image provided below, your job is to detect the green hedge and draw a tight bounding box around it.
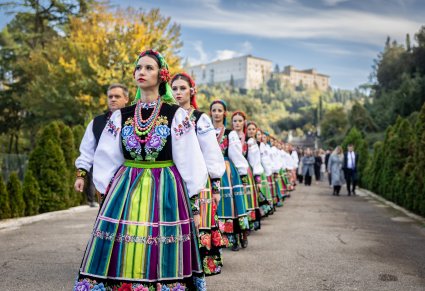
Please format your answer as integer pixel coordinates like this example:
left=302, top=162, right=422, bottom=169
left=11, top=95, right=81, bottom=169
left=361, top=103, right=425, bottom=217
left=1, top=121, right=86, bottom=220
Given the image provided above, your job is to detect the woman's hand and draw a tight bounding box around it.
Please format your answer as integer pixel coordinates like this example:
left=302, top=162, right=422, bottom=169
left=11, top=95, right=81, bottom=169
left=74, top=178, right=85, bottom=192
left=213, top=193, right=221, bottom=205
left=193, top=214, right=201, bottom=233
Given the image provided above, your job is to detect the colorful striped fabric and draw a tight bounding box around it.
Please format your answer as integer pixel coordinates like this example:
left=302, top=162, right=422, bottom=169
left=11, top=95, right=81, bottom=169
left=77, top=164, right=202, bottom=286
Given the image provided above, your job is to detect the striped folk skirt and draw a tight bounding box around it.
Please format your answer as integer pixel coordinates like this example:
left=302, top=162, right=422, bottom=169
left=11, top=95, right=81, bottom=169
left=74, top=161, right=205, bottom=291
left=216, top=159, right=249, bottom=246
left=198, top=179, right=226, bottom=276
left=260, top=173, right=273, bottom=215
left=244, top=167, right=260, bottom=229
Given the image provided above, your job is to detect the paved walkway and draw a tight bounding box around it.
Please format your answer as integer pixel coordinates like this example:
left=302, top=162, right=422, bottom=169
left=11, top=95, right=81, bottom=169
left=1, top=182, right=425, bottom=290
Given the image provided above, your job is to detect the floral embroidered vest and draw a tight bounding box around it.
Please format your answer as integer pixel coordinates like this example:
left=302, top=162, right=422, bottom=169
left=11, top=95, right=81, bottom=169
left=120, top=103, right=179, bottom=161
left=216, top=128, right=231, bottom=158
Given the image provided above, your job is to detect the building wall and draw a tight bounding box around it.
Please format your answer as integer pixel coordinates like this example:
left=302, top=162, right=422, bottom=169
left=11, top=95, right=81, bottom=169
left=188, top=55, right=272, bottom=90
left=280, top=66, right=330, bottom=91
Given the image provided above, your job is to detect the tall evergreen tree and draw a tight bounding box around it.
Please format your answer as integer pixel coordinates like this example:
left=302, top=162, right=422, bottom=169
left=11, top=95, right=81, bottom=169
left=0, top=175, right=11, bottom=219
left=22, top=170, right=41, bottom=216
left=7, top=172, right=25, bottom=218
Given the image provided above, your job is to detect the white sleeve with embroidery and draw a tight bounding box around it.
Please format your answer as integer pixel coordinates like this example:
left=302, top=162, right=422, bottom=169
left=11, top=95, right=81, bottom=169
left=196, top=113, right=225, bottom=179
left=247, top=138, right=264, bottom=176
left=228, top=130, right=249, bottom=175
left=291, top=150, right=299, bottom=167
left=93, top=110, right=125, bottom=194
left=75, top=120, right=95, bottom=172
left=172, top=108, right=208, bottom=197
left=270, top=147, right=280, bottom=173
left=283, top=152, right=294, bottom=170
left=260, top=143, right=273, bottom=176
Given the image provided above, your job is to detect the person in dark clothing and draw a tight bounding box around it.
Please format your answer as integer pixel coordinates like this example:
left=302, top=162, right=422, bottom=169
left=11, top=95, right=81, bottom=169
left=74, top=83, right=129, bottom=206
left=314, top=150, right=322, bottom=181
left=343, top=144, right=359, bottom=196
left=325, top=148, right=332, bottom=186
left=302, top=148, right=315, bottom=186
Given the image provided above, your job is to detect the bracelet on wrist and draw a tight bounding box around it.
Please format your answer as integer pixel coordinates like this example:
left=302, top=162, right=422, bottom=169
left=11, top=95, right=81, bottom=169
left=76, top=169, right=87, bottom=178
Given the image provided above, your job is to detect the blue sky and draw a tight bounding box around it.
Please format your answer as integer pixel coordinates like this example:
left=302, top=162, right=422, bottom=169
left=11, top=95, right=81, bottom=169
left=1, top=0, right=424, bottom=89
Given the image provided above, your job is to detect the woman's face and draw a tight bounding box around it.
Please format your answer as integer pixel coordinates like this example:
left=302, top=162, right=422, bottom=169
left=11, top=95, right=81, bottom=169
left=247, top=124, right=257, bottom=138
left=256, top=130, right=262, bottom=142
left=232, top=114, right=245, bottom=132
left=134, top=56, right=160, bottom=89
left=210, top=103, right=225, bottom=124
left=261, top=133, right=268, bottom=143
left=171, top=78, right=191, bottom=107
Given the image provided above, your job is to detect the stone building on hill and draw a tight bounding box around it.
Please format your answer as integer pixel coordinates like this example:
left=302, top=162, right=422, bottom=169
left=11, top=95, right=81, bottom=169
left=279, top=65, right=330, bottom=91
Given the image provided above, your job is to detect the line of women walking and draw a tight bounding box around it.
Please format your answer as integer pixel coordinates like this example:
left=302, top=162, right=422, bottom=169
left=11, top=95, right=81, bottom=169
left=73, top=49, right=297, bottom=291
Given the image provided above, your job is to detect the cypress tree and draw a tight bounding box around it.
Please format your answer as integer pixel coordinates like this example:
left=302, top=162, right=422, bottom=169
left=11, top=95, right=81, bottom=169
left=0, top=175, right=11, bottom=219
left=61, top=125, right=78, bottom=206
left=22, top=170, right=40, bottom=216
left=29, top=122, right=70, bottom=213
left=72, top=125, right=85, bottom=152
left=8, top=172, right=25, bottom=218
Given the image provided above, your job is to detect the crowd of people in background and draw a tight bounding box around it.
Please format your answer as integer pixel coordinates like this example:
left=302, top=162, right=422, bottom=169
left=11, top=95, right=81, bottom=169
left=295, top=144, right=359, bottom=196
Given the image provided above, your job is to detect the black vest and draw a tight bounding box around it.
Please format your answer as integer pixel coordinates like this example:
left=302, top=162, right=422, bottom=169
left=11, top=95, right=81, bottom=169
left=92, top=112, right=111, bottom=147
left=120, top=103, right=180, bottom=161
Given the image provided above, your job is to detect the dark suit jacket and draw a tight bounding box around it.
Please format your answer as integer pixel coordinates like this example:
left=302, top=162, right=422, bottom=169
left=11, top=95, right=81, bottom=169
left=343, top=151, right=359, bottom=178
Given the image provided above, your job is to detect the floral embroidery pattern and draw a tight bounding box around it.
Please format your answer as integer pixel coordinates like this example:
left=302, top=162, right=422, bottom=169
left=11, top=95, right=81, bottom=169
left=121, top=116, right=170, bottom=161
left=202, top=256, right=222, bottom=276
left=173, top=116, right=192, bottom=139
left=217, top=130, right=228, bottom=155
left=211, top=180, right=220, bottom=194
left=74, top=278, right=188, bottom=291
left=92, top=230, right=191, bottom=245
left=106, top=119, right=120, bottom=137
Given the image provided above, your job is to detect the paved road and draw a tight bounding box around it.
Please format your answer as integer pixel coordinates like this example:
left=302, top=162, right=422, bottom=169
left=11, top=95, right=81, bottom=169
left=1, top=182, right=425, bottom=290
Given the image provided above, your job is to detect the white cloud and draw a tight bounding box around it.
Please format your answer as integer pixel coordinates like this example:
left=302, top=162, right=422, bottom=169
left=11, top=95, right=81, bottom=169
left=166, top=1, right=422, bottom=47
left=188, top=40, right=209, bottom=65
left=322, top=0, right=350, bottom=6
left=213, top=50, right=241, bottom=61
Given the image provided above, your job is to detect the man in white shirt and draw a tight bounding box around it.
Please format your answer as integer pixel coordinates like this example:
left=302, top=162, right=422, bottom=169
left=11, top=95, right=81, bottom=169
left=74, top=83, right=129, bottom=206
left=343, top=144, right=359, bottom=196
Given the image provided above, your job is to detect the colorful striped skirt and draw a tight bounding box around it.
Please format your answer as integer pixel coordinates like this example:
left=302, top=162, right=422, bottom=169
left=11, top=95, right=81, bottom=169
left=198, top=179, right=226, bottom=276
left=244, top=167, right=260, bottom=229
left=258, top=173, right=273, bottom=216
left=216, top=159, right=249, bottom=245
left=74, top=161, right=205, bottom=291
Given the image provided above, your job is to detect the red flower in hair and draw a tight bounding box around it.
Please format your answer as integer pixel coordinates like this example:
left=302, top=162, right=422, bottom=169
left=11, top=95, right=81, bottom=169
left=159, top=68, right=171, bottom=82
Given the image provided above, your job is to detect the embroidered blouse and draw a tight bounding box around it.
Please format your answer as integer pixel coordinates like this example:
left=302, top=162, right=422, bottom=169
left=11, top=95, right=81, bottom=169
left=189, top=110, right=225, bottom=180
left=246, top=137, right=264, bottom=176
left=228, top=130, right=249, bottom=176
left=259, top=142, right=273, bottom=177
left=92, top=102, right=208, bottom=197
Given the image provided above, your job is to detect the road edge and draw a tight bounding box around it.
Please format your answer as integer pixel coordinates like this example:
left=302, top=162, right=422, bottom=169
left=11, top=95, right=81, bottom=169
left=358, top=188, right=425, bottom=225
left=0, top=205, right=93, bottom=231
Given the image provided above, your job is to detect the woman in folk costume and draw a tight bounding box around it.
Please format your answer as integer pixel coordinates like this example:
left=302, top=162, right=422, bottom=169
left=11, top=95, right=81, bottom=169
left=281, top=143, right=295, bottom=196
left=260, top=131, right=277, bottom=212
left=276, top=142, right=291, bottom=200
left=231, top=111, right=258, bottom=232
left=210, top=100, right=250, bottom=251
left=74, top=50, right=208, bottom=291
left=244, top=120, right=265, bottom=230
left=270, top=137, right=284, bottom=207
left=255, top=128, right=273, bottom=217
left=269, top=136, right=283, bottom=207
left=171, top=72, right=227, bottom=276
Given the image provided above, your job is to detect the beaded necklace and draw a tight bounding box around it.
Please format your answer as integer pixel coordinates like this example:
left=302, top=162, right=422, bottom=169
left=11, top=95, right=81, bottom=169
left=133, top=98, right=162, bottom=144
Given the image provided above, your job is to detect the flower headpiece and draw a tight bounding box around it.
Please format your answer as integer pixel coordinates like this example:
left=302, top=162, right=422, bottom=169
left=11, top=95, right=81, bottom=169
left=132, top=49, right=175, bottom=104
